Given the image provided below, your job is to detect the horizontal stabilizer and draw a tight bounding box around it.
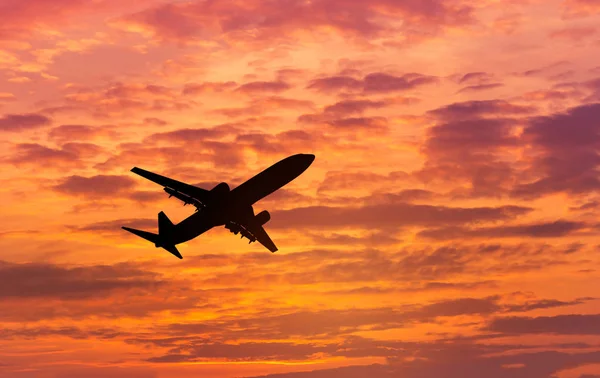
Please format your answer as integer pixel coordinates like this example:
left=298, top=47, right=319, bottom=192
left=122, top=227, right=158, bottom=244
left=163, top=244, right=182, bottom=259
left=121, top=226, right=183, bottom=259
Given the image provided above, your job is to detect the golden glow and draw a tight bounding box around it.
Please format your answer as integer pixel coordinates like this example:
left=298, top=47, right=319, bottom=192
left=1, top=0, right=600, bottom=377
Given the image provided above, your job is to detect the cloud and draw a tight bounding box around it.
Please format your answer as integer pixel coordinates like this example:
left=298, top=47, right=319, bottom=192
left=427, top=100, right=534, bottom=120
left=458, top=72, right=494, bottom=84
left=116, top=0, right=474, bottom=47
left=143, top=125, right=236, bottom=144
left=323, top=99, right=387, bottom=115
left=214, top=96, right=315, bottom=118
left=0, top=259, right=242, bottom=321
left=160, top=296, right=549, bottom=340
left=48, top=124, right=118, bottom=142
left=563, top=0, right=600, bottom=18
left=236, top=80, right=291, bottom=94
left=0, top=92, right=16, bottom=102
left=190, top=243, right=584, bottom=287
left=418, top=220, right=587, bottom=240
left=0, top=260, right=162, bottom=300
left=457, top=83, right=504, bottom=93
left=95, top=140, right=246, bottom=171
left=307, top=76, right=363, bottom=93
left=324, top=116, right=388, bottom=130
left=416, top=120, right=519, bottom=197
left=298, top=96, right=406, bottom=131
left=363, top=73, right=439, bottom=93
left=512, top=102, right=600, bottom=198
left=424, top=118, right=519, bottom=152
left=549, top=27, right=597, bottom=41
left=242, top=345, right=600, bottom=378
left=147, top=341, right=334, bottom=362
left=317, top=171, right=411, bottom=194
left=487, top=314, right=600, bottom=335
left=0, top=0, right=101, bottom=40
left=4, top=143, right=83, bottom=168
left=142, top=296, right=591, bottom=363
left=182, top=81, right=238, bottom=95
left=570, top=201, right=599, bottom=211
left=71, top=218, right=156, bottom=234
left=267, top=203, right=530, bottom=230
left=61, top=81, right=193, bottom=117
left=307, top=72, right=438, bottom=94
left=144, top=117, right=168, bottom=126
left=0, top=113, right=51, bottom=132
left=309, top=231, right=401, bottom=247
left=52, top=175, right=137, bottom=198
left=414, top=99, right=543, bottom=198
left=231, top=129, right=333, bottom=157
left=517, top=61, right=571, bottom=78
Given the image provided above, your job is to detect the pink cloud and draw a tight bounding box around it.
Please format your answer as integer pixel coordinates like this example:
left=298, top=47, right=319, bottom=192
left=235, top=80, right=291, bottom=94
left=5, top=143, right=82, bottom=168
left=0, top=113, right=51, bottom=132
left=427, top=100, right=535, bottom=120
left=549, top=27, right=597, bottom=41
left=307, top=72, right=438, bottom=94
left=182, top=81, right=238, bottom=95
left=53, top=175, right=137, bottom=198
left=117, top=0, right=474, bottom=46
left=418, top=220, right=587, bottom=240
left=268, top=203, right=530, bottom=230
left=458, top=72, right=494, bottom=84
left=457, top=83, right=504, bottom=93
left=513, top=102, right=600, bottom=197
left=48, top=125, right=119, bottom=142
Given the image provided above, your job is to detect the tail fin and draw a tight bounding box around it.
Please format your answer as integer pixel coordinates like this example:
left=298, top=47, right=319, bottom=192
left=158, top=211, right=174, bottom=235
left=122, top=211, right=182, bottom=259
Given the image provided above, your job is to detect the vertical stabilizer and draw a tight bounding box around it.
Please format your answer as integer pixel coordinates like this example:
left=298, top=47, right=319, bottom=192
left=122, top=212, right=183, bottom=259
left=158, top=211, right=174, bottom=234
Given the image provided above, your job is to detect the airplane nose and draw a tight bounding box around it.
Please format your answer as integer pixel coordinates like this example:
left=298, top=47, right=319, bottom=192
left=301, top=154, right=315, bottom=165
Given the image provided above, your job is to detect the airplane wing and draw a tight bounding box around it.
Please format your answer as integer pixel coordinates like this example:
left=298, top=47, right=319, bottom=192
left=131, top=167, right=211, bottom=207
left=249, top=224, right=278, bottom=253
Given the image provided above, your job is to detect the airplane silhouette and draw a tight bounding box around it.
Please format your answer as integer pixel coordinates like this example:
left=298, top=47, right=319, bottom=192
left=122, top=153, right=315, bottom=259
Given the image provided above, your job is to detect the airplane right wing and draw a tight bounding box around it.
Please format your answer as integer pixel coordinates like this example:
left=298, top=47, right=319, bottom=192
left=252, top=225, right=278, bottom=253
left=131, top=167, right=211, bottom=207
left=225, top=221, right=278, bottom=253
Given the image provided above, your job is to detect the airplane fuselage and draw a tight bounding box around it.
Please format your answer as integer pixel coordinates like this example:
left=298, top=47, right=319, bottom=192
left=165, top=197, right=248, bottom=245
left=159, top=153, right=315, bottom=246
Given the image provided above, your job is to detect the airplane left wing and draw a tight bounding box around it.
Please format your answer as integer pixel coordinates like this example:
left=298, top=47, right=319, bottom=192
left=131, top=167, right=211, bottom=207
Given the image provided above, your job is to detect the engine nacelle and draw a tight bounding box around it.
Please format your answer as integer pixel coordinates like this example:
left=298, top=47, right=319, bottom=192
left=211, top=182, right=230, bottom=199
left=255, top=210, right=270, bottom=225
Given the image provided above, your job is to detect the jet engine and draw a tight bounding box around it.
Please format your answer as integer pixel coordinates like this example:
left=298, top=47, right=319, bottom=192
left=255, top=210, right=270, bottom=225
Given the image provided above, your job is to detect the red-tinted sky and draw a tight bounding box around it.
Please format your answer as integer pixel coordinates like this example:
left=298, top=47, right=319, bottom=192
left=1, top=0, right=600, bottom=377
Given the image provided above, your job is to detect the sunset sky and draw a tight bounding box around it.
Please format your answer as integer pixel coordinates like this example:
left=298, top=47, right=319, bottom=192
left=1, top=0, right=600, bottom=377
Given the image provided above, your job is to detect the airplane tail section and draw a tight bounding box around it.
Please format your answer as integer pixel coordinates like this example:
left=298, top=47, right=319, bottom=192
left=122, top=211, right=182, bottom=259
left=160, top=243, right=182, bottom=259
left=158, top=211, right=174, bottom=234
left=122, top=226, right=159, bottom=244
